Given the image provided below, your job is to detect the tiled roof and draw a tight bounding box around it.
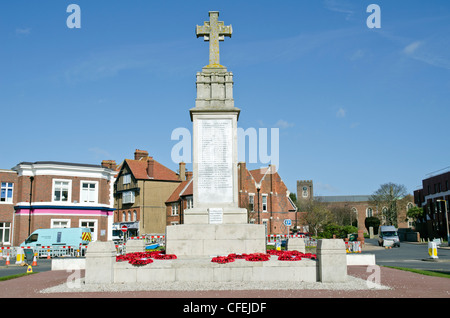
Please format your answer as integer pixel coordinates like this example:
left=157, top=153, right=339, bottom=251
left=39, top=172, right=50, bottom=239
left=249, top=167, right=270, bottom=183
left=166, top=179, right=193, bottom=203
left=125, top=158, right=179, bottom=181
left=315, top=195, right=371, bottom=203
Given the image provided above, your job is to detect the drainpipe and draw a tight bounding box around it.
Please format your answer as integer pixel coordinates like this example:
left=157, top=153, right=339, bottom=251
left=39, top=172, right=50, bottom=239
left=28, top=176, right=34, bottom=236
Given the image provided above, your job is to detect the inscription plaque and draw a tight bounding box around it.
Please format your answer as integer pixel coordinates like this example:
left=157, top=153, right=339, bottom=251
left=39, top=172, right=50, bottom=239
left=208, top=208, right=223, bottom=224
left=197, top=119, right=233, bottom=203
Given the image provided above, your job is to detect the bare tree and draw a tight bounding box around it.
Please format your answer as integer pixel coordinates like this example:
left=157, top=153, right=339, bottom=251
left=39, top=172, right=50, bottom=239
left=369, top=182, right=408, bottom=227
left=299, top=199, right=332, bottom=236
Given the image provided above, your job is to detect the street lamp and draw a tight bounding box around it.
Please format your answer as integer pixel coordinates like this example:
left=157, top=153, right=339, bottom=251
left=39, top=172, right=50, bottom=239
left=257, top=186, right=261, bottom=224
left=436, top=199, right=449, bottom=246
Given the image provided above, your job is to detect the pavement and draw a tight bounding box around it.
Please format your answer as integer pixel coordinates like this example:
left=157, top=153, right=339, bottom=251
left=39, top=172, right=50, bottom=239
left=0, top=265, right=448, bottom=299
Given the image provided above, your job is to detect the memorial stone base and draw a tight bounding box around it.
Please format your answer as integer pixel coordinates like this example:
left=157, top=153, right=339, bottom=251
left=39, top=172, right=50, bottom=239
left=84, top=239, right=348, bottom=285
left=165, top=223, right=266, bottom=257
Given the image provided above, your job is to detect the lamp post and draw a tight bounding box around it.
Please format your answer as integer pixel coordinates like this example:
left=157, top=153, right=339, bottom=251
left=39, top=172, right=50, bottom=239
left=257, top=187, right=261, bottom=224
left=436, top=199, right=449, bottom=246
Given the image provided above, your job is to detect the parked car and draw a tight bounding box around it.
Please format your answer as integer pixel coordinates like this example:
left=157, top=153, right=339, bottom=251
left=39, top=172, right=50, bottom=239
left=378, top=225, right=400, bottom=247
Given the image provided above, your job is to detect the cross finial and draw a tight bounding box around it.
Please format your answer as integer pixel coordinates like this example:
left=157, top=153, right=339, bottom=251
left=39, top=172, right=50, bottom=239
left=196, top=11, right=232, bottom=67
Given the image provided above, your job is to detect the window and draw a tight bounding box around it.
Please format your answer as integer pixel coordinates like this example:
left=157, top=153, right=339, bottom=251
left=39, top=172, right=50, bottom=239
left=171, top=203, right=178, bottom=216
left=0, top=222, right=11, bottom=244
left=123, top=174, right=131, bottom=185
left=186, top=197, right=193, bottom=209
left=80, top=220, right=97, bottom=241
left=81, top=181, right=98, bottom=204
left=248, top=194, right=254, bottom=212
left=0, top=182, right=13, bottom=203
left=366, top=208, right=373, bottom=217
left=133, top=210, right=137, bottom=221
left=302, top=186, right=308, bottom=198
left=25, top=233, right=38, bottom=244
left=122, top=191, right=135, bottom=204
left=122, top=212, right=126, bottom=222
left=53, top=180, right=71, bottom=202
left=128, top=211, right=131, bottom=221
left=262, top=194, right=268, bottom=212
left=51, top=219, right=70, bottom=228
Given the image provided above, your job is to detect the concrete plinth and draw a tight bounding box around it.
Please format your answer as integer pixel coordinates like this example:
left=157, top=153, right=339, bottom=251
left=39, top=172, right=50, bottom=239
left=85, top=241, right=116, bottom=284
left=287, top=237, right=306, bottom=253
left=125, top=239, right=146, bottom=253
left=165, top=223, right=266, bottom=257
left=317, top=239, right=347, bottom=282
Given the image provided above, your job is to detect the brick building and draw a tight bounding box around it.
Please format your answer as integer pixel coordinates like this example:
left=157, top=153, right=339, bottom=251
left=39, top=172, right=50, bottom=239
left=165, top=163, right=297, bottom=235
left=414, top=170, right=450, bottom=240
left=297, top=180, right=414, bottom=234
left=113, top=150, right=185, bottom=235
left=0, top=169, right=19, bottom=245
left=0, top=161, right=116, bottom=246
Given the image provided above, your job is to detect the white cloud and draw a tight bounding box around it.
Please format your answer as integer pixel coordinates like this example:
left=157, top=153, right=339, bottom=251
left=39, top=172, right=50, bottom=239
left=275, top=119, right=294, bottom=129
left=89, top=147, right=112, bottom=159
left=336, top=107, right=346, bottom=118
left=323, top=0, right=355, bottom=20
left=403, top=41, right=422, bottom=55
left=350, top=49, right=364, bottom=61
left=315, top=182, right=341, bottom=194
left=16, top=28, right=31, bottom=35
left=402, top=40, right=450, bottom=70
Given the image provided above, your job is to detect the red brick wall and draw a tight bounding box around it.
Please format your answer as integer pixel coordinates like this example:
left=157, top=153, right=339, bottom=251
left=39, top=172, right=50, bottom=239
left=16, top=175, right=111, bottom=205
left=0, top=171, right=18, bottom=225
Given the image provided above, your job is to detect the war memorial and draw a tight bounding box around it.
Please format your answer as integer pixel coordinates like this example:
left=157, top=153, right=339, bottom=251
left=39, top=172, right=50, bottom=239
left=83, top=11, right=348, bottom=287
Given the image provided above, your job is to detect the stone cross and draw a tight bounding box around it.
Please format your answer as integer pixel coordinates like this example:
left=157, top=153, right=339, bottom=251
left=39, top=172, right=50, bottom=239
left=196, top=11, right=232, bottom=67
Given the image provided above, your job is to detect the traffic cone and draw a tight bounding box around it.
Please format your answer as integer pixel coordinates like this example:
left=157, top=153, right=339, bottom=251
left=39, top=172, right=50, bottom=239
left=32, top=253, right=37, bottom=266
left=5, top=253, right=10, bottom=266
left=47, top=249, right=51, bottom=259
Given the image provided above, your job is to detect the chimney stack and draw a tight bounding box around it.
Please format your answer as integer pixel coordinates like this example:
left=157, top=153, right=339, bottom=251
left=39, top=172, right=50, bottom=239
left=147, top=157, right=154, bottom=178
left=179, top=162, right=186, bottom=181
left=101, top=160, right=117, bottom=170
left=134, top=149, right=149, bottom=161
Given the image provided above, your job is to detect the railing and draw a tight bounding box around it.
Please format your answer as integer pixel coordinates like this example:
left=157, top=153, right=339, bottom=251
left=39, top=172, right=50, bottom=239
left=0, top=245, right=88, bottom=260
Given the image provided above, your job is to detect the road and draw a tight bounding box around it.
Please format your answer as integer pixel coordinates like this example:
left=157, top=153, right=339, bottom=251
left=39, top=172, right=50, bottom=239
left=362, top=239, right=450, bottom=274
left=0, top=257, right=53, bottom=278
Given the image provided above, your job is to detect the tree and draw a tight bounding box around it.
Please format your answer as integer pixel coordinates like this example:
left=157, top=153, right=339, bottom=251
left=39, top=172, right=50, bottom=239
left=328, top=205, right=354, bottom=226
left=369, top=182, right=408, bottom=227
left=365, top=216, right=380, bottom=234
left=406, top=206, right=424, bottom=224
left=300, top=199, right=333, bottom=236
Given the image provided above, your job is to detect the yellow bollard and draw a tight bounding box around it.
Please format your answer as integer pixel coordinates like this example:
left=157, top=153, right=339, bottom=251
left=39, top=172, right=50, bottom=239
left=428, top=242, right=438, bottom=259
left=15, top=249, right=24, bottom=265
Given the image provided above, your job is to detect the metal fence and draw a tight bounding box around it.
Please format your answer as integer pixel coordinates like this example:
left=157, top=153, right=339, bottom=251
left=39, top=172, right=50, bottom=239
left=0, top=245, right=87, bottom=260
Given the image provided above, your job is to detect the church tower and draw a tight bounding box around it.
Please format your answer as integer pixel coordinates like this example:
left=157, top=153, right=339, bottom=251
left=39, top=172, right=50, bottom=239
left=297, top=180, right=313, bottom=204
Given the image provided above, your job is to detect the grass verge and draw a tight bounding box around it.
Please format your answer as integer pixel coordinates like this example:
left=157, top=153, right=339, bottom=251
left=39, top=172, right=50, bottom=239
left=383, top=266, right=450, bottom=279
left=0, top=272, right=36, bottom=281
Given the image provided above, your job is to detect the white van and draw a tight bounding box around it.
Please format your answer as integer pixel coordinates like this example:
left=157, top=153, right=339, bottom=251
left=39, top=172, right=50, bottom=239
left=20, top=228, right=92, bottom=248
left=378, top=225, right=400, bottom=247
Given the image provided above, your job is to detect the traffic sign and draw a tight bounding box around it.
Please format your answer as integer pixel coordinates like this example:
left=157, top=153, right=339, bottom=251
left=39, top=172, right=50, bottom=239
left=283, top=219, right=292, bottom=226
left=121, top=225, right=128, bottom=233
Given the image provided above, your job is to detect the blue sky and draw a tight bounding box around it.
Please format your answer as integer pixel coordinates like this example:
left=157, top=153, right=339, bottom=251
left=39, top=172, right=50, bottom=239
left=1, top=0, right=449, bottom=197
